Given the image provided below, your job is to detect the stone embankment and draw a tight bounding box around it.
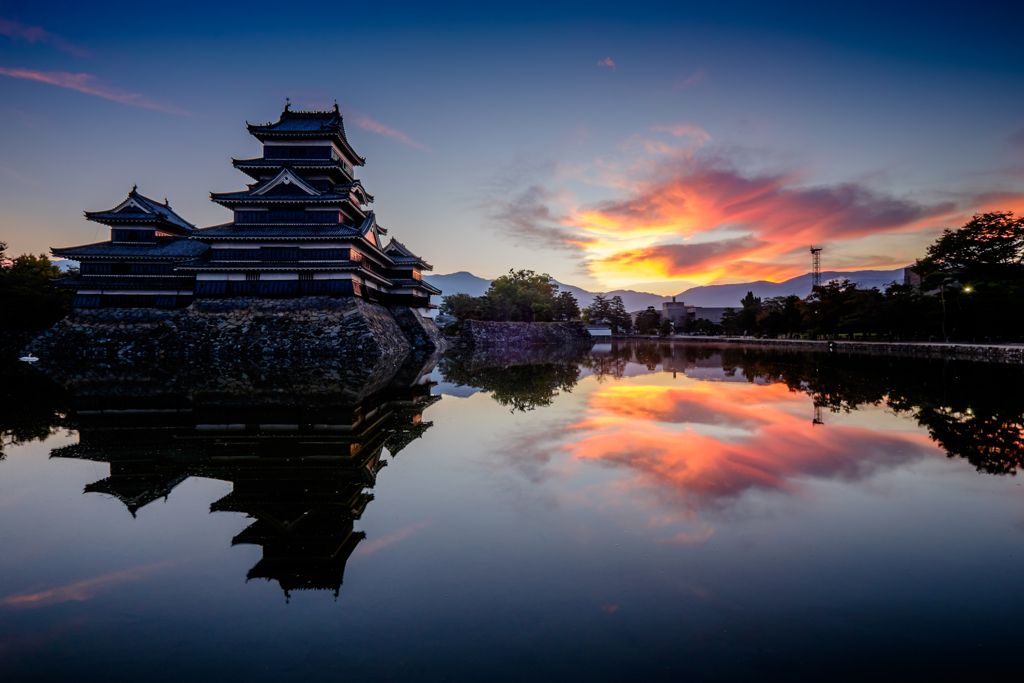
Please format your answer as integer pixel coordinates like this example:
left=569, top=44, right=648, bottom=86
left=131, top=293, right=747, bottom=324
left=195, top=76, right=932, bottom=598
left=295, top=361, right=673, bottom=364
left=669, top=336, right=1024, bottom=364
left=29, top=297, right=445, bottom=363
left=449, top=320, right=594, bottom=351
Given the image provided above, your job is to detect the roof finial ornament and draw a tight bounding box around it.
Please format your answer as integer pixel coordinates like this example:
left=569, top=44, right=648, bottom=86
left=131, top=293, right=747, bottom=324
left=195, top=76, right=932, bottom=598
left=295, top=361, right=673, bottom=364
left=164, top=197, right=169, bottom=206
left=132, top=184, right=137, bottom=193
left=334, top=99, right=339, bottom=113
left=284, top=97, right=291, bottom=112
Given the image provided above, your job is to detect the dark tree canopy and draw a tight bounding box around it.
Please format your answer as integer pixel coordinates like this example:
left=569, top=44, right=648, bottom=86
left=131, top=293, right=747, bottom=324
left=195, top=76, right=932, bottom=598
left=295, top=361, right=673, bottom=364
left=439, top=269, right=568, bottom=323
left=634, top=306, right=661, bottom=334
left=0, top=251, right=74, bottom=331
left=917, top=211, right=1024, bottom=283
left=438, top=357, right=580, bottom=412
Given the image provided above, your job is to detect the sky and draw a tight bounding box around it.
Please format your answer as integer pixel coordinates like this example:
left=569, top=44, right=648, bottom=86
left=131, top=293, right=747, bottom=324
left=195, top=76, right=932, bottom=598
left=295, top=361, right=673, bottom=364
left=1, top=1, right=1023, bottom=294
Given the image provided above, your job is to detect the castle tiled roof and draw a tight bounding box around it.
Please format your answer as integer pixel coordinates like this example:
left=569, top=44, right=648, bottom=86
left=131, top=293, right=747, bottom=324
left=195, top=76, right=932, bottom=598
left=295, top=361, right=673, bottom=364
left=191, top=223, right=364, bottom=239
left=51, top=238, right=209, bottom=259
left=85, top=187, right=196, bottom=233
left=246, top=104, right=365, bottom=166
left=383, top=238, right=433, bottom=270
left=209, top=168, right=371, bottom=207
left=231, top=158, right=368, bottom=188
left=390, top=278, right=442, bottom=294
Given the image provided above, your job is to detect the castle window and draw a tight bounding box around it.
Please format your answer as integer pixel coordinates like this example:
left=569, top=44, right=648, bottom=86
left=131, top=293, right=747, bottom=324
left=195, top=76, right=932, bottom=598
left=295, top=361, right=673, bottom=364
left=261, top=247, right=299, bottom=262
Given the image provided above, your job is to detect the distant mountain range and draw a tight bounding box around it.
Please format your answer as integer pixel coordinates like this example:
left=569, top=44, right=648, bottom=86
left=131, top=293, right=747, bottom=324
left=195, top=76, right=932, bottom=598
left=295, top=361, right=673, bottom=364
left=423, top=267, right=909, bottom=311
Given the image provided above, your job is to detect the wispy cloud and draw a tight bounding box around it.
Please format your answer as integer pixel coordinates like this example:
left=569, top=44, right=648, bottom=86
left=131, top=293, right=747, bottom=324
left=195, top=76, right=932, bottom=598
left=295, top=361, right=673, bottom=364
left=0, top=165, right=36, bottom=186
left=0, top=17, right=89, bottom=58
left=340, top=106, right=430, bottom=151
left=0, top=561, right=175, bottom=609
left=491, top=184, right=596, bottom=252
left=597, top=57, right=616, bottom=70
left=650, top=123, right=711, bottom=145
left=0, top=67, right=189, bottom=115
left=674, top=68, right=706, bottom=88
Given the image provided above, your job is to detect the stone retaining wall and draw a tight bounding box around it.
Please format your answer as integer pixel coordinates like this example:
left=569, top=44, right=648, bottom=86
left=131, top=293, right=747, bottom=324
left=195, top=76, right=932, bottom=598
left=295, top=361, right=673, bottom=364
left=389, top=306, right=447, bottom=353
left=450, top=320, right=594, bottom=351
left=28, top=297, right=425, bottom=364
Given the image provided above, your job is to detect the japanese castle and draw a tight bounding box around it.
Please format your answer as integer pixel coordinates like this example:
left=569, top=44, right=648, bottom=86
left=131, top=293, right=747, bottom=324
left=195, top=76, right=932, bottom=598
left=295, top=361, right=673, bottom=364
left=53, top=104, right=440, bottom=313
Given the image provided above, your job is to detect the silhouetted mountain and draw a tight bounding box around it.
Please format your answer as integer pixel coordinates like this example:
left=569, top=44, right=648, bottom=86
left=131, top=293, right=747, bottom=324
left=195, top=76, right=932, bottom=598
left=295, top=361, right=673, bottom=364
left=676, top=269, right=907, bottom=307
left=424, top=267, right=907, bottom=312
left=424, top=271, right=491, bottom=297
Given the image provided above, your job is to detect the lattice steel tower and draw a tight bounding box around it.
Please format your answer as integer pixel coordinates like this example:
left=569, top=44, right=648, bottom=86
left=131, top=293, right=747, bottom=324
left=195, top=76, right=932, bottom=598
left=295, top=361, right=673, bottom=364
left=810, top=246, right=823, bottom=289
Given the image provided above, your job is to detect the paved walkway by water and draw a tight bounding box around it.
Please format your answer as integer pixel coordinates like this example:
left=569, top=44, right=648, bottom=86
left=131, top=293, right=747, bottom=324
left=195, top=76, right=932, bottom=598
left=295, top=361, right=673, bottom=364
left=610, top=335, right=1024, bottom=363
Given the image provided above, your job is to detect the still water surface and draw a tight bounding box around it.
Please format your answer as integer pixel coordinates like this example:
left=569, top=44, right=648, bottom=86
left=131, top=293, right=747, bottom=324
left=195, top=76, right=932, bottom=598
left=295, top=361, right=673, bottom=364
left=2, top=343, right=1023, bottom=681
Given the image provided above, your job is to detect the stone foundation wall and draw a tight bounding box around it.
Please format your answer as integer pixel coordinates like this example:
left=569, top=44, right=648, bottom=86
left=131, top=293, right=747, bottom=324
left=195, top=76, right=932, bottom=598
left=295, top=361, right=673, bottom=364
left=29, top=297, right=415, bottom=364
left=451, top=320, right=594, bottom=351
left=389, top=306, right=447, bottom=353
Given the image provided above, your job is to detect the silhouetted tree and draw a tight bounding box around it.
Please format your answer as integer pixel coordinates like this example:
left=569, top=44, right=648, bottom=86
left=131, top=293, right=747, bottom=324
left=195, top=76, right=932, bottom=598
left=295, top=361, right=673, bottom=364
left=633, top=306, right=661, bottom=334
left=608, top=296, right=631, bottom=333
left=0, top=251, right=74, bottom=331
left=552, top=291, right=581, bottom=321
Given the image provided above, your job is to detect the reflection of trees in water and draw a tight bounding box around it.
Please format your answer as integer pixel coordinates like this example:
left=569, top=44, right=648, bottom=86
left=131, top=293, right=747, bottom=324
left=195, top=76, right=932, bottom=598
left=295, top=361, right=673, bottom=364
left=439, top=357, right=580, bottom=412
left=0, top=363, right=69, bottom=459
left=912, top=408, right=1024, bottom=476
left=579, top=343, right=634, bottom=380
left=634, top=342, right=664, bottom=371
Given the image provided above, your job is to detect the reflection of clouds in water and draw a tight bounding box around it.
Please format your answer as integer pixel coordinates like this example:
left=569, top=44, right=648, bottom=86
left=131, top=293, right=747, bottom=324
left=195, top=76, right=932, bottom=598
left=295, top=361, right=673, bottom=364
left=565, top=381, right=940, bottom=511
left=0, top=560, right=177, bottom=609
left=352, top=521, right=430, bottom=558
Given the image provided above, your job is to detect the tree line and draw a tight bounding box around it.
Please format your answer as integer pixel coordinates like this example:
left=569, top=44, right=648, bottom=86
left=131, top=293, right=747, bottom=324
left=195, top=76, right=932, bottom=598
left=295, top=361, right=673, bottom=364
left=439, top=269, right=582, bottom=324
left=717, top=211, right=1024, bottom=341
left=0, top=241, right=74, bottom=332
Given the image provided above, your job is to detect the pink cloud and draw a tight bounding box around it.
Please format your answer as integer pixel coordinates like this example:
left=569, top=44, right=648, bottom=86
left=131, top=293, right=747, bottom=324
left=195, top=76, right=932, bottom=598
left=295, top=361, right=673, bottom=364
left=678, top=68, right=707, bottom=87
left=0, top=165, right=36, bottom=186
left=650, top=123, right=711, bottom=144
left=597, top=57, right=616, bottom=70
left=340, top=106, right=430, bottom=151
left=0, top=17, right=89, bottom=58
left=0, top=67, right=189, bottom=115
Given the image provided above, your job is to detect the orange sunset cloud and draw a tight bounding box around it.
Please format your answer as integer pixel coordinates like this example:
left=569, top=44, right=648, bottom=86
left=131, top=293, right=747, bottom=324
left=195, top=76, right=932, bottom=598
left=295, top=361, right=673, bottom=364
left=492, top=129, right=1024, bottom=288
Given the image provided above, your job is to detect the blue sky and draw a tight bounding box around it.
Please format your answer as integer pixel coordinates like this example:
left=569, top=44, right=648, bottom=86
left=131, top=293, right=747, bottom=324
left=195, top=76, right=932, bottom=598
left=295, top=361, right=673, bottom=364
left=2, top=1, right=1022, bottom=292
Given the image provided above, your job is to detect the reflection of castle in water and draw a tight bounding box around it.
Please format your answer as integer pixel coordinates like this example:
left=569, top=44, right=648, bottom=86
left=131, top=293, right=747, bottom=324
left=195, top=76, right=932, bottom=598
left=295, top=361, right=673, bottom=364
left=48, top=354, right=441, bottom=598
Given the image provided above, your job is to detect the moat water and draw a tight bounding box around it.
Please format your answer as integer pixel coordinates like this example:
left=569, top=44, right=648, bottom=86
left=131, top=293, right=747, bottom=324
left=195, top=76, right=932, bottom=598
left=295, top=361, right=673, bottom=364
left=2, top=343, right=1023, bottom=681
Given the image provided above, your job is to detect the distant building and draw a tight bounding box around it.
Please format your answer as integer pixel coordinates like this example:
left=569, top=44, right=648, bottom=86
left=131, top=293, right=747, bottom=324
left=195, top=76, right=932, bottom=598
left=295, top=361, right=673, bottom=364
left=586, top=325, right=612, bottom=337
left=659, top=296, right=729, bottom=326
left=691, top=307, right=729, bottom=324
left=661, top=296, right=690, bottom=325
